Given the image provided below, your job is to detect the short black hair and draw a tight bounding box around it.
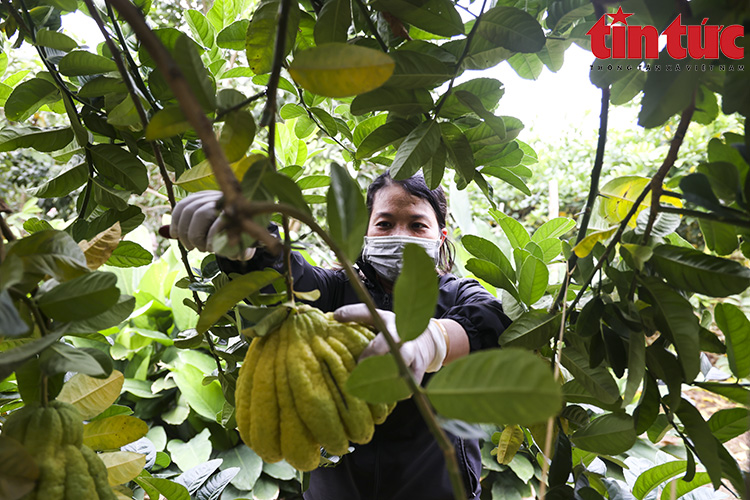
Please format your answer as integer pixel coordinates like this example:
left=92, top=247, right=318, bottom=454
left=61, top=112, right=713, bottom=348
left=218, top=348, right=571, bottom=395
left=366, top=171, right=455, bottom=273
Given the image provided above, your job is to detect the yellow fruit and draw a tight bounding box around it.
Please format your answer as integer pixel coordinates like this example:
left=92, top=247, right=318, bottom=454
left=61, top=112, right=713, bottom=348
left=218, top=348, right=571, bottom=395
left=234, top=305, right=395, bottom=471
left=2, top=401, right=116, bottom=500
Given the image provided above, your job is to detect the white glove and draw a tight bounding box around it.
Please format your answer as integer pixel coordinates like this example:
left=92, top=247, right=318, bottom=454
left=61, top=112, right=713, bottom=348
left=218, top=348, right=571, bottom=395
left=170, top=191, right=256, bottom=260
left=333, top=304, right=448, bottom=384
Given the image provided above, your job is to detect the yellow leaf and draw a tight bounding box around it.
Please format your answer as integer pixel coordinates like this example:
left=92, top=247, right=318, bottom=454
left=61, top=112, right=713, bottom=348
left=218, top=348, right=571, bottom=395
left=78, top=222, right=122, bottom=270
left=289, top=43, right=395, bottom=98
left=495, top=425, right=525, bottom=465
left=100, top=451, right=146, bottom=486
left=57, top=370, right=124, bottom=420
left=573, top=227, right=618, bottom=258
left=598, top=176, right=682, bottom=227
left=174, top=154, right=263, bottom=192
left=83, top=416, right=149, bottom=451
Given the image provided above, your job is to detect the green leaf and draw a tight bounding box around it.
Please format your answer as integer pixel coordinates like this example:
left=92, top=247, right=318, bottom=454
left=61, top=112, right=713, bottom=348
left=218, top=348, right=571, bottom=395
left=101, top=451, right=147, bottom=486
left=708, top=408, right=750, bottom=443
left=461, top=235, right=513, bottom=280
left=217, top=446, right=263, bottom=490
left=262, top=171, right=311, bottom=215
left=350, top=87, right=434, bottom=116
left=172, top=362, right=225, bottom=421
left=385, top=50, right=452, bottom=89
left=477, top=6, right=545, bottom=53
left=355, top=119, right=413, bottom=160
left=186, top=9, right=215, bottom=48
left=659, top=473, right=711, bottom=500
left=197, top=270, right=280, bottom=334
left=134, top=476, right=190, bottom=500
left=371, top=0, right=463, bottom=37
left=673, top=398, right=722, bottom=489
left=464, top=258, right=519, bottom=302
left=58, top=50, right=118, bottom=76
left=623, top=329, right=646, bottom=407
left=83, top=415, right=148, bottom=450
left=145, top=106, right=192, bottom=140
left=327, top=163, right=368, bottom=261
left=561, top=346, right=621, bottom=406
left=314, top=0, right=351, bottom=44
left=90, top=144, right=149, bottom=194
left=290, top=44, right=395, bottom=98
left=4, top=77, right=60, bottom=121
left=632, top=460, right=688, bottom=500
left=610, top=70, right=647, bottom=105
left=216, top=20, right=250, bottom=49
left=437, top=78, right=504, bottom=119
left=245, top=0, right=298, bottom=74
left=517, top=255, right=548, bottom=306
left=499, top=311, right=560, bottom=350
left=426, top=348, right=562, bottom=425
left=36, top=28, right=78, bottom=51
left=0, top=126, right=73, bottom=153
left=106, top=241, right=153, bottom=268
left=390, top=120, right=441, bottom=180
left=490, top=210, right=530, bottom=250
left=454, top=90, right=505, bottom=141
left=537, top=238, right=562, bottom=264
left=481, top=166, right=530, bottom=195
left=345, top=354, right=411, bottom=403
left=696, top=382, right=750, bottom=407
left=220, top=110, right=256, bottom=162
left=639, top=277, right=701, bottom=382
left=78, top=76, right=127, bottom=98
left=639, top=55, right=703, bottom=128
left=545, top=0, right=593, bottom=31
left=38, top=272, right=120, bottom=322
left=394, top=244, right=439, bottom=341
left=0, top=290, right=29, bottom=337
left=173, top=34, right=216, bottom=112
left=0, top=333, right=64, bottom=381
left=310, top=107, right=337, bottom=136
left=40, top=343, right=111, bottom=378
left=176, top=155, right=259, bottom=192
left=57, top=370, right=124, bottom=419
left=532, top=217, right=576, bottom=242
left=7, top=230, right=88, bottom=286
left=440, top=122, right=475, bottom=183
left=571, top=413, right=636, bottom=456
left=714, top=303, right=750, bottom=379
left=699, top=219, right=739, bottom=256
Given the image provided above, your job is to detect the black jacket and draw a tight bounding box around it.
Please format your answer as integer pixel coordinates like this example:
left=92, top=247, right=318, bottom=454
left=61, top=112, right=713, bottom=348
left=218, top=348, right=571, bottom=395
left=218, top=248, right=512, bottom=500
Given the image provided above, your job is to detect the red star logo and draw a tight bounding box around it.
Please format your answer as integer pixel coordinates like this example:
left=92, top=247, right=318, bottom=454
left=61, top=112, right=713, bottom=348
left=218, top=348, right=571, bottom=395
left=607, top=6, right=633, bottom=25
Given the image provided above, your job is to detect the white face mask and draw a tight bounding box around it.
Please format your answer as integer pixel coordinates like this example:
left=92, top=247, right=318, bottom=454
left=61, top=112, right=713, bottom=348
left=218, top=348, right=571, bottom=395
left=362, top=235, right=441, bottom=282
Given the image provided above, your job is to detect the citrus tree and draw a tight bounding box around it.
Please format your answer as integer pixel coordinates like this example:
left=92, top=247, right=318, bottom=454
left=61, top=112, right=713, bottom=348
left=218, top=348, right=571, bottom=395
left=0, top=0, right=749, bottom=499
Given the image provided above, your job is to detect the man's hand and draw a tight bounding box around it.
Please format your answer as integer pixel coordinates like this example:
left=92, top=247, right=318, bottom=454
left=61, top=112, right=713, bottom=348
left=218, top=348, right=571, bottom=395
left=333, top=304, right=448, bottom=384
left=170, top=191, right=256, bottom=260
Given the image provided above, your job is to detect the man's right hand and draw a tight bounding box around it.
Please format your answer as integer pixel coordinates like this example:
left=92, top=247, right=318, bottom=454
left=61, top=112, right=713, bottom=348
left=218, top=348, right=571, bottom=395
left=170, top=191, right=256, bottom=260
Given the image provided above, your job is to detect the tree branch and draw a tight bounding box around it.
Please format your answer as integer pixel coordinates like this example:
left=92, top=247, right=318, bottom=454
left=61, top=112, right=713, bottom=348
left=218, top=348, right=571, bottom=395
left=106, top=0, right=280, bottom=254
left=658, top=206, right=750, bottom=228
left=641, top=99, right=695, bottom=243
left=551, top=85, right=609, bottom=313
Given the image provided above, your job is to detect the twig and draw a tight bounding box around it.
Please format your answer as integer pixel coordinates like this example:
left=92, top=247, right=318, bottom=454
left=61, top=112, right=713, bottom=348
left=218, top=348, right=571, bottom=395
left=295, top=85, right=356, bottom=156
left=352, top=0, right=388, bottom=52
left=658, top=206, right=750, bottom=228
left=640, top=100, right=696, bottom=243
left=215, top=91, right=265, bottom=121
left=432, top=0, right=488, bottom=118
left=104, top=0, right=158, bottom=109
left=77, top=148, right=96, bottom=223
left=282, top=215, right=294, bottom=302
left=260, top=0, right=293, bottom=132
left=551, top=86, right=609, bottom=312
left=0, top=215, right=15, bottom=243
left=539, top=262, right=570, bottom=500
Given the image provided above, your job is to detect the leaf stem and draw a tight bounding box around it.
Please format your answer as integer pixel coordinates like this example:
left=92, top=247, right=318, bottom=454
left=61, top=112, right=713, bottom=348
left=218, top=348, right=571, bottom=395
left=77, top=148, right=96, bottom=224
